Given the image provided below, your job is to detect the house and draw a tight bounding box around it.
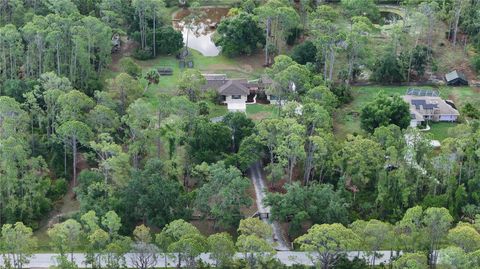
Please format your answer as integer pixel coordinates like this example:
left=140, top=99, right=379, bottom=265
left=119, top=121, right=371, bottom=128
left=203, top=74, right=249, bottom=112
left=403, top=90, right=459, bottom=127
left=202, top=73, right=281, bottom=111
left=258, top=75, right=286, bottom=105
left=203, top=74, right=228, bottom=90
left=217, top=80, right=250, bottom=112
left=445, top=70, right=469, bottom=86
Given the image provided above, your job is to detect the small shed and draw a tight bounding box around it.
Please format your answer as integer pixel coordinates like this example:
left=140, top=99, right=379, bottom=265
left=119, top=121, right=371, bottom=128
left=445, top=70, right=468, bottom=86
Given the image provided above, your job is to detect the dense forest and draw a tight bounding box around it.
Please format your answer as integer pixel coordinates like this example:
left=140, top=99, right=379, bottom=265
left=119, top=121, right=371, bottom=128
left=0, top=0, right=480, bottom=268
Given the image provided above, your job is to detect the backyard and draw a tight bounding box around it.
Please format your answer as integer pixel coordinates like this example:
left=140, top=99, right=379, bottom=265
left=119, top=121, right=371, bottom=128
left=334, top=85, right=479, bottom=140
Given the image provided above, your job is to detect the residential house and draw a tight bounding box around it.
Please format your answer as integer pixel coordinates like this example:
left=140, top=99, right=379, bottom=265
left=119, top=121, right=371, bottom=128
left=203, top=74, right=249, bottom=112
left=202, top=74, right=279, bottom=111
left=403, top=91, right=459, bottom=127
left=217, top=79, right=250, bottom=112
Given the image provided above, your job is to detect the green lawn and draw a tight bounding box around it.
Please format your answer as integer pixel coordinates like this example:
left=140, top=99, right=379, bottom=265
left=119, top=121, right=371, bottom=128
left=334, top=86, right=416, bottom=138
left=246, top=104, right=279, bottom=121
left=439, top=86, right=480, bottom=107
left=127, top=49, right=265, bottom=102
left=428, top=122, right=459, bottom=142
left=334, top=85, right=479, bottom=139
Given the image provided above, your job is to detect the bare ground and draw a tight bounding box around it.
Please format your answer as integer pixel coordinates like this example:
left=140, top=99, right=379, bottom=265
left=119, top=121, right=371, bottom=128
left=35, top=153, right=89, bottom=243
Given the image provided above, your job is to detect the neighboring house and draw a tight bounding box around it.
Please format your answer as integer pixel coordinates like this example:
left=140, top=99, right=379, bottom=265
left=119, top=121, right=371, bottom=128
left=202, top=74, right=276, bottom=112
left=258, top=75, right=285, bottom=105
left=403, top=90, right=459, bottom=127
left=445, top=70, right=469, bottom=86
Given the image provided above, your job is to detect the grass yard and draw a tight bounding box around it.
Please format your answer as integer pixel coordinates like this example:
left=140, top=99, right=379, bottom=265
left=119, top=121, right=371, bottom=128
left=440, top=86, right=480, bottom=107
left=334, top=85, right=479, bottom=139
left=428, top=122, right=459, bottom=142
left=334, top=85, right=417, bottom=138
left=246, top=104, right=279, bottom=121
left=124, top=49, right=265, bottom=102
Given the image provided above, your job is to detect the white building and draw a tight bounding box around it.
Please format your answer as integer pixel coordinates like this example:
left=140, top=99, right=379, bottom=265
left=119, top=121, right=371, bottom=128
left=217, top=79, right=249, bottom=112
left=403, top=94, right=459, bottom=127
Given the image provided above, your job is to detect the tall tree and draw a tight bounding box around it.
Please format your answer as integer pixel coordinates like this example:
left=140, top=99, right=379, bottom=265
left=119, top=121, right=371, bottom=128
left=0, top=222, right=36, bottom=269
left=215, top=12, right=265, bottom=57
left=57, top=120, right=93, bottom=186
left=341, top=0, right=380, bottom=21
left=423, top=207, right=453, bottom=268
left=360, top=93, right=411, bottom=133
left=345, top=16, right=373, bottom=84
left=119, top=159, right=191, bottom=231
left=236, top=218, right=275, bottom=268
left=48, top=219, right=83, bottom=263
left=265, top=183, right=349, bottom=236
left=254, top=0, right=299, bottom=65
left=107, top=73, right=143, bottom=115
left=178, top=69, right=206, bottom=102
left=222, top=112, right=255, bottom=153
left=295, top=223, right=359, bottom=269
left=195, top=162, right=252, bottom=228
left=310, top=6, right=341, bottom=82
left=130, top=225, right=158, bottom=269
left=207, top=233, right=235, bottom=267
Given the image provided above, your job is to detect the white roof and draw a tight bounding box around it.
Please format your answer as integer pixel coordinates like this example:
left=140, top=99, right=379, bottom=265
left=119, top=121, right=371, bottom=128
left=227, top=102, right=246, bottom=112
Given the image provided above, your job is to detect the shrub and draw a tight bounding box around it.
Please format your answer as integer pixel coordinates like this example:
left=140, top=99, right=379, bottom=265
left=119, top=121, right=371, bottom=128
left=48, top=178, right=68, bottom=201
left=291, top=40, right=317, bottom=65
left=472, top=55, right=480, bottom=73
left=132, top=47, right=153, bottom=60
left=120, top=57, right=142, bottom=78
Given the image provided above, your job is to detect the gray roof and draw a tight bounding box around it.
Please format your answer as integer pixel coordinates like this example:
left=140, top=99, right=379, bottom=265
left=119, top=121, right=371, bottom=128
left=411, top=99, right=438, bottom=110
left=260, top=75, right=273, bottom=85
left=403, top=95, right=459, bottom=117
left=406, top=88, right=439, bottom=97
left=445, top=70, right=467, bottom=82
left=202, top=74, right=228, bottom=90
left=217, top=80, right=249, bottom=95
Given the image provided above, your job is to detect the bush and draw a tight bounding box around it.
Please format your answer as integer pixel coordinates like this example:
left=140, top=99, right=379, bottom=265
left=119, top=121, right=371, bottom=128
left=291, top=40, right=317, bottom=65
left=331, top=83, right=353, bottom=104
left=120, top=57, right=142, bottom=78
left=145, top=69, right=160, bottom=84
left=461, top=102, right=480, bottom=119
left=216, top=12, right=265, bottom=57
left=132, top=47, right=153, bottom=60
left=199, top=101, right=210, bottom=116
left=371, top=50, right=405, bottom=83
left=146, top=26, right=184, bottom=55
left=472, top=55, right=480, bottom=73
left=48, top=178, right=68, bottom=201
left=334, top=256, right=369, bottom=269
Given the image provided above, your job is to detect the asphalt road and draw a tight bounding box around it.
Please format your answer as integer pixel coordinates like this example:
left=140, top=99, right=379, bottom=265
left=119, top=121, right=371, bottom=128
left=1, top=251, right=399, bottom=268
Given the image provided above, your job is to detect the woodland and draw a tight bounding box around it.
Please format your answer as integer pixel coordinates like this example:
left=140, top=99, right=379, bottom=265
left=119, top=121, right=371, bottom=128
left=0, top=0, right=480, bottom=268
